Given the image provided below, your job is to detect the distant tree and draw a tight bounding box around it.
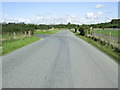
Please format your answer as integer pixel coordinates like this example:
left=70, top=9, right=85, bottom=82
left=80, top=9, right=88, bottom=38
left=67, top=22, right=71, bottom=25
left=67, top=22, right=72, bottom=29
left=111, top=19, right=120, bottom=24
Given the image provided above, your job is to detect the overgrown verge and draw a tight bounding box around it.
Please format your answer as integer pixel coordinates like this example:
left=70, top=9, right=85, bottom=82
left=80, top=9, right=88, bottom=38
left=34, top=29, right=60, bottom=34
left=1, top=29, right=61, bottom=55
left=1, top=36, right=40, bottom=55
left=71, top=31, right=120, bottom=63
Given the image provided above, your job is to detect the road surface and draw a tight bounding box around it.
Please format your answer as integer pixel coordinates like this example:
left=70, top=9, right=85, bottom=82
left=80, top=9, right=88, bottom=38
left=2, top=30, right=118, bottom=88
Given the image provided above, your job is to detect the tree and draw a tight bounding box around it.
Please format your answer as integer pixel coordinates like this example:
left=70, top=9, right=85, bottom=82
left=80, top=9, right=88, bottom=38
left=67, top=22, right=71, bottom=29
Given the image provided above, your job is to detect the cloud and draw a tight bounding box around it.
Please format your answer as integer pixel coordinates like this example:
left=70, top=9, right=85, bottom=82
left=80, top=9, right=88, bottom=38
left=97, top=11, right=103, bottom=15
left=95, top=4, right=105, bottom=9
left=1, top=17, right=32, bottom=24
left=86, top=12, right=95, bottom=19
left=86, top=12, right=103, bottom=19
left=65, top=15, right=77, bottom=22
left=49, top=16, right=64, bottom=24
left=1, top=12, right=116, bottom=25
left=32, top=16, right=47, bottom=24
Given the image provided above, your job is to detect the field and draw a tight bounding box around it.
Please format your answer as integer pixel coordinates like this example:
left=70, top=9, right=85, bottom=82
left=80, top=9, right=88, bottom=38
left=92, top=29, right=120, bottom=37
left=90, top=29, right=120, bottom=50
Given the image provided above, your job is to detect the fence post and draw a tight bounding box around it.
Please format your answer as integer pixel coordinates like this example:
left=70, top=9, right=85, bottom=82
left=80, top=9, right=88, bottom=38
left=109, top=31, right=111, bottom=44
left=89, top=30, right=91, bottom=37
left=93, top=29, right=94, bottom=38
left=87, top=29, right=88, bottom=37
left=28, top=30, right=32, bottom=37
left=13, top=32, right=16, bottom=39
left=90, top=27, right=93, bottom=37
left=99, top=30, right=100, bottom=40
left=24, top=31, right=27, bottom=37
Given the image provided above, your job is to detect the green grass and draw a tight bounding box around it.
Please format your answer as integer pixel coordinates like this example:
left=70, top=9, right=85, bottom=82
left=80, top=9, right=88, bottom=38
left=72, top=31, right=120, bottom=63
left=34, top=29, right=60, bottom=34
left=2, top=36, right=40, bottom=55
left=92, top=30, right=120, bottom=37
left=1, top=29, right=61, bottom=55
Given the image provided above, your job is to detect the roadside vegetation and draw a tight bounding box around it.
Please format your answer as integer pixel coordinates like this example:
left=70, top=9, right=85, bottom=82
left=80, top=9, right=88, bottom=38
left=34, top=29, right=60, bottom=34
left=70, top=19, right=120, bottom=63
left=1, top=19, right=119, bottom=59
left=1, top=22, right=68, bottom=55
left=2, top=36, right=40, bottom=55
left=72, top=31, right=120, bottom=63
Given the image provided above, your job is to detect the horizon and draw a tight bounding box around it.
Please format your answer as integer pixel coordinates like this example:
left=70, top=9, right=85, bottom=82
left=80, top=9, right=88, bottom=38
left=1, top=2, right=118, bottom=25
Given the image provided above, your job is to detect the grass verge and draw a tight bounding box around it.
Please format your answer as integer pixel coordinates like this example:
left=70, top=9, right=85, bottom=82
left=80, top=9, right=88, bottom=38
left=2, top=36, right=40, bottom=55
left=72, top=31, right=120, bottom=63
left=34, top=29, right=60, bottom=34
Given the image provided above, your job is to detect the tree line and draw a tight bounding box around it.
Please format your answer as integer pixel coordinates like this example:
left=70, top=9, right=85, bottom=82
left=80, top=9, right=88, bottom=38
left=1, top=22, right=79, bottom=34
left=1, top=19, right=119, bottom=34
left=89, top=19, right=120, bottom=28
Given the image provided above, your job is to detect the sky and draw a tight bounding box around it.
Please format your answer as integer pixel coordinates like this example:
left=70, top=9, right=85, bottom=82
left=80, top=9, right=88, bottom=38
left=1, top=2, right=119, bottom=25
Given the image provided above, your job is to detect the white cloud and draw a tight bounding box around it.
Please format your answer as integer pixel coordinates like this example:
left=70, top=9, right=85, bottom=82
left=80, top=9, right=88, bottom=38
left=32, top=16, right=47, bottom=24
left=86, top=12, right=103, bottom=19
left=86, top=12, right=95, bottom=19
left=97, top=11, right=103, bottom=15
left=49, top=16, right=63, bottom=24
left=1, top=17, right=32, bottom=24
left=1, top=12, right=116, bottom=25
left=66, top=15, right=77, bottom=22
left=95, top=4, right=105, bottom=9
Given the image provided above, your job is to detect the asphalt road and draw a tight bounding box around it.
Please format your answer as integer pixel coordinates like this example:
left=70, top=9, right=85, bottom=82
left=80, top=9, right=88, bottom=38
left=2, top=30, right=118, bottom=88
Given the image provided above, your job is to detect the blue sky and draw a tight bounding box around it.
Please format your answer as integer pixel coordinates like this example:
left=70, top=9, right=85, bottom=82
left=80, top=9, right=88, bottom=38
left=2, top=2, right=118, bottom=24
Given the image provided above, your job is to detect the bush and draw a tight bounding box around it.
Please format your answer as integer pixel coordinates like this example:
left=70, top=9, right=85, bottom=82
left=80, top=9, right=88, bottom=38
left=79, top=27, right=85, bottom=36
left=93, top=38, right=98, bottom=41
left=74, top=28, right=77, bottom=33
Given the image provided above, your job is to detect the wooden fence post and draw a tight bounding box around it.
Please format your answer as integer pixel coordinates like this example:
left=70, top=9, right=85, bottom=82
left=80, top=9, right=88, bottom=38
left=24, top=31, right=27, bottom=37
left=13, top=32, right=16, bottom=39
left=28, top=30, right=33, bottom=37
left=109, top=31, right=111, bottom=44
left=90, top=27, right=93, bottom=37
left=87, top=29, right=88, bottom=37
